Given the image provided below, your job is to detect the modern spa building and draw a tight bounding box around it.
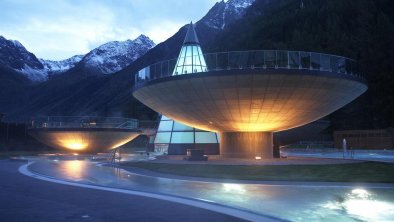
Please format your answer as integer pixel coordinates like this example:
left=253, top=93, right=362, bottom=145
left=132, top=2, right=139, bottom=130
left=29, top=116, right=141, bottom=153
left=133, top=22, right=367, bottom=158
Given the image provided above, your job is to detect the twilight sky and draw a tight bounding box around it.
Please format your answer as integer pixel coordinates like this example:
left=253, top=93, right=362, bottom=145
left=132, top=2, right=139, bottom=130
left=0, top=0, right=218, bottom=60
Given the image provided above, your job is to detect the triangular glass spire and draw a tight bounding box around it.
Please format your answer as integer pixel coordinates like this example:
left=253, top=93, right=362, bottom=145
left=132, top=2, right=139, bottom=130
left=150, top=25, right=218, bottom=155
left=173, top=22, right=208, bottom=75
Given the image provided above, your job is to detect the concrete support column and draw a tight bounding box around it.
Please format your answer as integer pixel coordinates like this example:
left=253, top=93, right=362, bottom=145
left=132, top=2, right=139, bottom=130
left=220, top=132, right=273, bottom=159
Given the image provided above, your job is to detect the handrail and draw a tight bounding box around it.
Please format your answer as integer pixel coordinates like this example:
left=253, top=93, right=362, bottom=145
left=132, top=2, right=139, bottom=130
left=134, top=50, right=364, bottom=87
left=29, top=116, right=139, bottom=130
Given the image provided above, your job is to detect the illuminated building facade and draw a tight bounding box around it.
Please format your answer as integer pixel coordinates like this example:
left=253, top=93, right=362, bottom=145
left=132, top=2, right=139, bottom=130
left=150, top=115, right=219, bottom=155
left=133, top=23, right=368, bottom=158
left=28, top=116, right=141, bottom=153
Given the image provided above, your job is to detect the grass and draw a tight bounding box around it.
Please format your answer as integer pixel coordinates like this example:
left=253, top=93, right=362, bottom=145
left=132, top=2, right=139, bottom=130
left=122, top=162, right=394, bottom=183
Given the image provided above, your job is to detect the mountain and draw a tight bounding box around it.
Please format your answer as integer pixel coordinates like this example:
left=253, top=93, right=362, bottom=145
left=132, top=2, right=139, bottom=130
left=200, top=0, right=255, bottom=30
left=40, top=55, right=84, bottom=77
left=0, top=36, right=46, bottom=81
left=209, top=0, right=394, bottom=129
left=0, top=0, right=256, bottom=121
left=79, top=35, right=155, bottom=75
left=0, top=34, right=155, bottom=82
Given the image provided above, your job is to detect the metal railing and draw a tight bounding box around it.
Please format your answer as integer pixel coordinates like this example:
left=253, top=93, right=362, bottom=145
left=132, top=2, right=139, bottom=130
left=29, top=116, right=139, bottom=130
left=135, top=50, right=364, bottom=86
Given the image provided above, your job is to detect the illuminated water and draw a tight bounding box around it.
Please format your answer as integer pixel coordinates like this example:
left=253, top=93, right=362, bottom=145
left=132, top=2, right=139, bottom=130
left=284, top=150, right=394, bottom=163
left=28, top=159, right=394, bottom=222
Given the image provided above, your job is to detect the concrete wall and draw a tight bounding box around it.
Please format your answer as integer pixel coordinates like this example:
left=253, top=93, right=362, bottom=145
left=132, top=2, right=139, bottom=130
left=220, top=132, right=273, bottom=158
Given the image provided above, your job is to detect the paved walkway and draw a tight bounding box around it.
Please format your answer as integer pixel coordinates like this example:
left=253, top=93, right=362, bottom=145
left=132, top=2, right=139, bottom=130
left=0, top=160, right=247, bottom=222
left=13, top=156, right=394, bottom=222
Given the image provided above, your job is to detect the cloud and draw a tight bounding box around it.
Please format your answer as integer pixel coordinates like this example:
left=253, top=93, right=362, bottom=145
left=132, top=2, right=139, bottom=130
left=0, top=0, right=218, bottom=60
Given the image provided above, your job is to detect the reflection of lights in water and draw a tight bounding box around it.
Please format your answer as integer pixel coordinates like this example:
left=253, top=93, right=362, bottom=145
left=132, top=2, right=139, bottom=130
left=63, top=160, right=85, bottom=179
left=222, top=183, right=246, bottom=194
left=322, top=188, right=394, bottom=221
left=351, top=188, right=369, bottom=198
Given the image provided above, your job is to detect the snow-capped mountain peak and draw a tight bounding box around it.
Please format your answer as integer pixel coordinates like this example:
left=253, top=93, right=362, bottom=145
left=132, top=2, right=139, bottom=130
left=0, top=34, right=156, bottom=81
left=0, top=35, right=46, bottom=81
left=40, top=54, right=84, bottom=74
left=81, top=35, right=155, bottom=74
left=134, top=34, right=155, bottom=48
left=201, top=0, right=255, bottom=30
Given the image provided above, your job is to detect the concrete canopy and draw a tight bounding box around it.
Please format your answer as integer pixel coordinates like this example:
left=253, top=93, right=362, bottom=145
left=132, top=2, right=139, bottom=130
left=133, top=70, right=367, bottom=133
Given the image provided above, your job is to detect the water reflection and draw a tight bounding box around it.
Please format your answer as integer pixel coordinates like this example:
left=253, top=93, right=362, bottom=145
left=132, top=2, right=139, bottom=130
left=322, top=188, right=394, bottom=222
left=30, top=159, right=394, bottom=222
left=222, top=183, right=246, bottom=194
left=61, top=160, right=86, bottom=181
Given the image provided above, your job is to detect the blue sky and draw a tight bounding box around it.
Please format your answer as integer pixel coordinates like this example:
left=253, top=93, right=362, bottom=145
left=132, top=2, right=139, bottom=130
left=0, top=0, right=218, bottom=60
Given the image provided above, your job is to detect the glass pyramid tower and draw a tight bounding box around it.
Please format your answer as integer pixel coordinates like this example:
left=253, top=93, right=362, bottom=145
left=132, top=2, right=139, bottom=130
left=173, top=22, right=208, bottom=75
left=149, top=23, right=219, bottom=155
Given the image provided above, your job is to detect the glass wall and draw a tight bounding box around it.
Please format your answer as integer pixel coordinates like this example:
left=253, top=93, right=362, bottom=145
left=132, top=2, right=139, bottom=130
left=135, top=50, right=363, bottom=86
left=153, top=115, right=219, bottom=145
left=173, top=45, right=208, bottom=75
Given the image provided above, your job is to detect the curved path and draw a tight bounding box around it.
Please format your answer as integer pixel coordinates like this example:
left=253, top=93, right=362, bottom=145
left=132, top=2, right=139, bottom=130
left=23, top=158, right=394, bottom=222
left=0, top=160, right=251, bottom=222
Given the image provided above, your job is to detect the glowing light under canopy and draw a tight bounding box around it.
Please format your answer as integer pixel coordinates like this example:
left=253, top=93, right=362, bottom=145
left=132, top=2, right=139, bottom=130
left=29, top=129, right=140, bottom=153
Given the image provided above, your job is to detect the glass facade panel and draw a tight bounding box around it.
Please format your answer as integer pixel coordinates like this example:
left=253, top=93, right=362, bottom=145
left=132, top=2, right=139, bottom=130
left=171, top=132, right=194, bottom=143
left=205, top=53, right=216, bottom=70
left=289, top=51, right=300, bottom=68
left=157, top=120, right=173, bottom=131
left=173, top=45, right=207, bottom=75
left=310, top=53, right=320, bottom=70
left=251, top=51, right=264, bottom=68
left=300, top=52, right=310, bottom=69
left=217, top=52, right=228, bottom=70
left=321, top=54, right=330, bottom=71
left=338, top=57, right=346, bottom=73
left=277, top=51, right=288, bottom=68
left=195, top=132, right=218, bottom=143
left=173, top=122, right=194, bottom=131
left=330, top=56, right=339, bottom=73
left=154, top=132, right=171, bottom=143
left=229, top=52, right=240, bottom=69
left=161, top=61, right=169, bottom=77
left=161, top=115, right=171, bottom=120
left=137, top=68, right=150, bottom=81
left=264, top=51, right=276, bottom=68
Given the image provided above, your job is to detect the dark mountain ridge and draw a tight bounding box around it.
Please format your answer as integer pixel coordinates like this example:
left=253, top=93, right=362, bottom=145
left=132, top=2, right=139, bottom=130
left=2, top=0, right=393, bottom=131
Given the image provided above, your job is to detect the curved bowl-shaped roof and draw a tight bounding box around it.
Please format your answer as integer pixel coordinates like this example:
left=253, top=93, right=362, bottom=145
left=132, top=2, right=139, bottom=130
left=133, top=68, right=367, bottom=132
left=29, top=128, right=141, bottom=153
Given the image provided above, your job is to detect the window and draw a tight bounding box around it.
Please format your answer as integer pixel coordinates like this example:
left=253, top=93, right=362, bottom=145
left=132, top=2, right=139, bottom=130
left=173, top=122, right=194, bottom=131
left=300, top=52, right=310, bottom=69
left=173, top=45, right=207, bottom=75
left=158, top=120, right=173, bottom=131
left=289, top=51, right=300, bottom=68
left=264, top=51, right=276, bottom=68
left=154, top=132, right=171, bottom=143
left=321, top=54, right=330, bottom=71
left=195, top=132, right=218, bottom=143
left=171, top=132, right=194, bottom=143
left=310, top=53, right=320, bottom=70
